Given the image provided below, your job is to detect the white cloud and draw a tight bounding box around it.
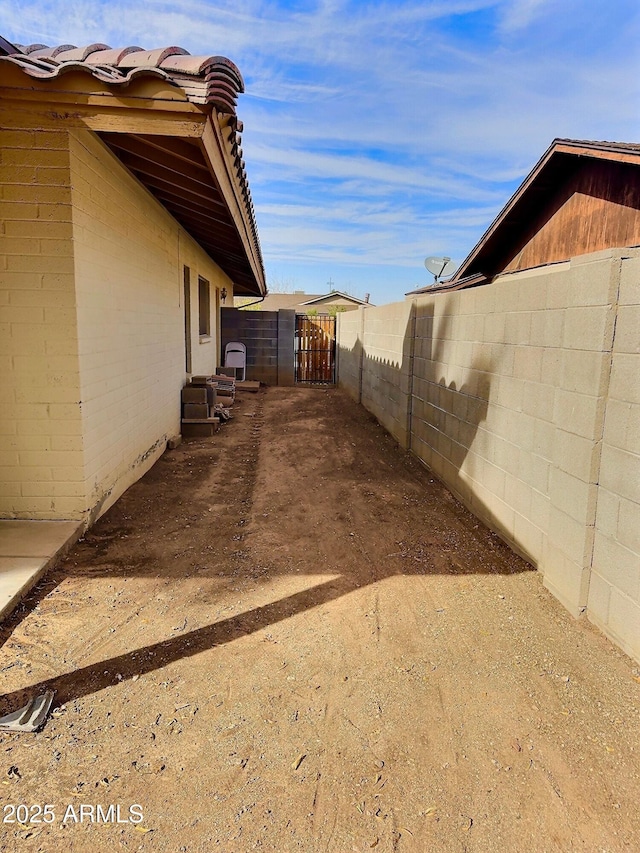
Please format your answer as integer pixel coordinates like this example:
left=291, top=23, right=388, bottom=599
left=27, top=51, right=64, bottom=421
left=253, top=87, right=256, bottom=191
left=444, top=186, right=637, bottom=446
left=498, top=0, right=551, bottom=33
left=244, top=141, right=506, bottom=202
left=2, top=0, right=639, bottom=306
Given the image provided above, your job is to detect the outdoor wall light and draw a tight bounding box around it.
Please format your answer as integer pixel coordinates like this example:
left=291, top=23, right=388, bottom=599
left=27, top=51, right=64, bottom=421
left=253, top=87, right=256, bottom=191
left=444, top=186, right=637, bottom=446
left=220, top=287, right=227, bottom=304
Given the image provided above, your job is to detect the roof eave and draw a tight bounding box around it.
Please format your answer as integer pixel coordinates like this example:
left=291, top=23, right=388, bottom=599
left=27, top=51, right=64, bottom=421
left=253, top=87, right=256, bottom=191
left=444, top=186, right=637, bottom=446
left=199, top=114, right=266, bottom=296
left=406, top=272, right=487, bottom=296
left=451, top=138, right=640, bottom=284
left=0, top=58, right=265, bottom=296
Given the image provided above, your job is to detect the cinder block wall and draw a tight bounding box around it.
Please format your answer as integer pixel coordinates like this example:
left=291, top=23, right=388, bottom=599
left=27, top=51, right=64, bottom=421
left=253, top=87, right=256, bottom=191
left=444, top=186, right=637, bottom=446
left=276, top=309, right=296, bottom=386
left=221, top=308, right=290, bottom=385
left=337, top=249, right=640, bottom=662
left=359, top=301, right=414, bottom=449
left=335, top=310, right=362, bottom=397
left=588, top=253, right=640, bottom=661
left=0, top=128, right=86, bottom=518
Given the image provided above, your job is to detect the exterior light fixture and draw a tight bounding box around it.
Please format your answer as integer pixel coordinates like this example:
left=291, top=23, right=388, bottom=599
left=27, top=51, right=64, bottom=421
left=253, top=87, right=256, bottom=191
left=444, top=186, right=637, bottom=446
left=220, top=287, right=227, bottom=304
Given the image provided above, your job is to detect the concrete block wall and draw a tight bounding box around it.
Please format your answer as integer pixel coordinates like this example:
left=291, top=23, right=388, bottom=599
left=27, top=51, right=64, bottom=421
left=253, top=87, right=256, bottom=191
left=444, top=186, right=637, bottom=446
left=359, top=301, right=414, bottom=449
left=539, top=252, right=619, bottom=616
left=411, top=286, right=521, bottom=553
left=276, top=310, right=296, bottom=386
left=336, top=309, right=363, bottom=399
left=337, top=249, right=640, bottom=662
left=0, top=128, right=86, bottom=519
left=221, top=307, right=295, bottom=385
left=588, top=253, right=640, bottom=661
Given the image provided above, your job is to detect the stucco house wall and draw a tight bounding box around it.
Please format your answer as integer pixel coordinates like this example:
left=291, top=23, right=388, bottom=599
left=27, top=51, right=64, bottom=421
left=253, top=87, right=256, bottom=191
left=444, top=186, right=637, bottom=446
left=1, top=125, right=231, bottom=523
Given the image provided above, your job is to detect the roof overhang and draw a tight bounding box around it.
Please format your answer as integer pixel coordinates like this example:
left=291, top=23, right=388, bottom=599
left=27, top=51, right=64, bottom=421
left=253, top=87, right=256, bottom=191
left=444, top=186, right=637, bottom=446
left=405, top=272, right=487, bottom=297
left=0, top=46, right=266, bottom=296
left=450, top=138, right=640, bottom=286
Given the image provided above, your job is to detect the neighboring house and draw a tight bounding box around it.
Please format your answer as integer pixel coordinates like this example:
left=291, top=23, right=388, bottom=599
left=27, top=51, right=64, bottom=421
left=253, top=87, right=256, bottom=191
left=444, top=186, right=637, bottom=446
left=408, top=138, right=640, bottom=295
left=0, top=37, right=266, bottom=525
left=235, top=290, right=372, bottom=313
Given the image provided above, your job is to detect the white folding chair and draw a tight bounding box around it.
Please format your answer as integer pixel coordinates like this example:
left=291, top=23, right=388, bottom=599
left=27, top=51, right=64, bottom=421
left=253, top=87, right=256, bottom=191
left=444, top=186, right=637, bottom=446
left=224, top=341, right=247, bottom=381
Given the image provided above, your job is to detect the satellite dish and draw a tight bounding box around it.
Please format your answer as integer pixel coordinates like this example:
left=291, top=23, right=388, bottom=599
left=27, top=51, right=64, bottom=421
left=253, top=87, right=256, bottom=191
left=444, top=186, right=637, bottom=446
left=424, top=256, right=457, bottom=282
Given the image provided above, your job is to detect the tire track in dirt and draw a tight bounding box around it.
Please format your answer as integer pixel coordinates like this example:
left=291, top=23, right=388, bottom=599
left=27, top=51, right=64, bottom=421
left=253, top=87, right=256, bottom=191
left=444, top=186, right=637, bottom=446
left=1, top=386, right=639, bottom=853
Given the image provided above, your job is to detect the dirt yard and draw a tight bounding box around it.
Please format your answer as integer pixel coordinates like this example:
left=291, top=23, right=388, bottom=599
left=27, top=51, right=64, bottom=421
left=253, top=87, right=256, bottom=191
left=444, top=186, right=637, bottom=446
left=1, top=386, right=639, bottom=853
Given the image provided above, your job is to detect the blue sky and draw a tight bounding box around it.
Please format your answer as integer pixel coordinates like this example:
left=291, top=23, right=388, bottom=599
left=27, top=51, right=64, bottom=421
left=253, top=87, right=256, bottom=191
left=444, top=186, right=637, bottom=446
left=3, top=0, right=640, bottom=304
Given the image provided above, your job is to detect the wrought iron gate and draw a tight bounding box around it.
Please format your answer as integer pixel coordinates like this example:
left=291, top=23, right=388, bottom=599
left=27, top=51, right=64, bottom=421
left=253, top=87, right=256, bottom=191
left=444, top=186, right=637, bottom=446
left=295, top=314, right=336, bottom=383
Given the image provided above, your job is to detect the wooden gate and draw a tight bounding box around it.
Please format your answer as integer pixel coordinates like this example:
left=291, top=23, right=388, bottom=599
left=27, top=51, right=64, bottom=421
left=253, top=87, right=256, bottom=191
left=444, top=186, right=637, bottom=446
left=295, top=314, right=336, bottom=383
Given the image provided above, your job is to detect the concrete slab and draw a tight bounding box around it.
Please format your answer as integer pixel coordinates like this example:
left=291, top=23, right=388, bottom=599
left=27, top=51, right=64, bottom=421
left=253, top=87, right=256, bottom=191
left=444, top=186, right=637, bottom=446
left=0, top=520, right=83, bottom=621
left=0, top=557, right=49, bottom=617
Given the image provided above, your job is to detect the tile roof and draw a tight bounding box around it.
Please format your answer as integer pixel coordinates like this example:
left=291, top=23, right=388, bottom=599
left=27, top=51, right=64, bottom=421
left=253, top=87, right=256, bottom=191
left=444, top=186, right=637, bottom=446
left=0, top=36, right=266, bottom=296
left=1, top=39, right=244, bottom=113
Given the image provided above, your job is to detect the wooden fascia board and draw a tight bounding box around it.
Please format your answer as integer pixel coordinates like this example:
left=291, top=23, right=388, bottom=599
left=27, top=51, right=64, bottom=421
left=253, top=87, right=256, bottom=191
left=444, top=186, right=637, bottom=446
left=0, top=66, right=207, bottom=137
left=553, top=142, right=640, bottom=167
left=200, top=115, right=265, bottom=294
left=1, top=95, right=207, bottom=137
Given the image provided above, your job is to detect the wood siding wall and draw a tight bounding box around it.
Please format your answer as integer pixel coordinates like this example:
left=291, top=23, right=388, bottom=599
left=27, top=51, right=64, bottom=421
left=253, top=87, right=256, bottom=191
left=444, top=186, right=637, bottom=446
left=504, top=160, right=640, bottom=273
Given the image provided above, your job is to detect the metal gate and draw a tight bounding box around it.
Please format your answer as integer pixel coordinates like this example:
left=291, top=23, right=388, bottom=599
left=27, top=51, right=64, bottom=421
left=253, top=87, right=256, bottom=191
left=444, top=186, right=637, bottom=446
left=295, top=314, right=336, bottom=383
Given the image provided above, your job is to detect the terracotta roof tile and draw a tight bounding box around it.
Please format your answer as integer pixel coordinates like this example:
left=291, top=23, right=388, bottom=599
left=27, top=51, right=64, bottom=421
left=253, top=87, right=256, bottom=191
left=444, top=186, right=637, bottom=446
left=2, top=40, right=244, bottom=113
left=0, top=34, right=265, bottom=295
left=5, top=52, right=169, bottom=84
left=24, top=43, right=77, bottom=58
left=116, top=46, right=189, bottom=68
left=162, top=53, right=231, bottom=74
left=82, top=46, right=145, bottom=65
left=51, top=44, right=111, bottom=62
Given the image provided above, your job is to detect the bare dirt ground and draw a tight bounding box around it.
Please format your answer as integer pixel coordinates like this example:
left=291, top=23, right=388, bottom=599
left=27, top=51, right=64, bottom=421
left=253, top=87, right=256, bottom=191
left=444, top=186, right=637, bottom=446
left=1, top=385, right=639, bottom=853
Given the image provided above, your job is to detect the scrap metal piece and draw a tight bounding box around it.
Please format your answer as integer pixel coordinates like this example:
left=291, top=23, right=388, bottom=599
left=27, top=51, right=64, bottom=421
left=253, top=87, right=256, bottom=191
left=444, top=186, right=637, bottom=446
left=0, top=690, right=55, bottom=733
